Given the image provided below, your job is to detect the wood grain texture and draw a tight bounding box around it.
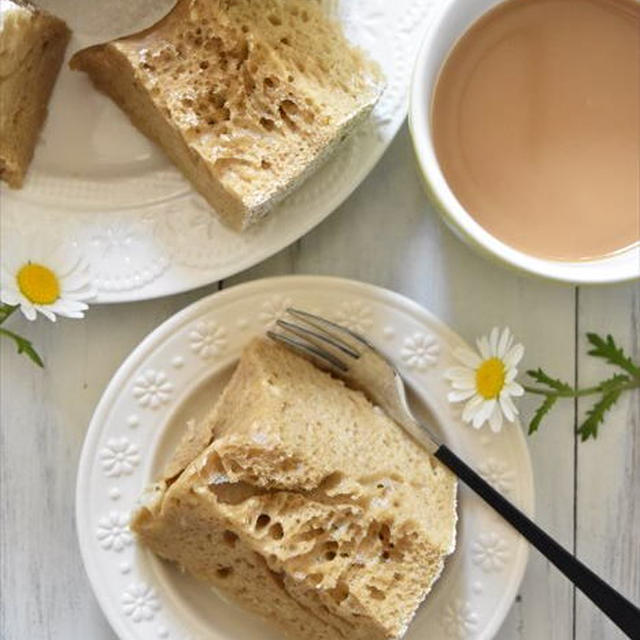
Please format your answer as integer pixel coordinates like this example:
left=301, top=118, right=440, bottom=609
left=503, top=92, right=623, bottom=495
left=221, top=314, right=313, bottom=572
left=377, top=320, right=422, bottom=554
left=0, top=289, right=217, bottom=640
left=574, top=283, right=640, bottom=640
left=0, top=125, right=635, bottom=640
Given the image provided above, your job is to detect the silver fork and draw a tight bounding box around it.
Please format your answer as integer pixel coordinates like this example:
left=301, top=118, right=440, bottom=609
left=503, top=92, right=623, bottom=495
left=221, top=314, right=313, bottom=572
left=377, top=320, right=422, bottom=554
left=269, top=308, right=640, bottom=639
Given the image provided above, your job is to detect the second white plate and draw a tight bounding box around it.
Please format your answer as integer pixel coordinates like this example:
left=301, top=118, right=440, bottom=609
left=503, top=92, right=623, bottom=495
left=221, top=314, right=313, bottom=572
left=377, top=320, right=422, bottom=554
left=1, top=0, right=439, bottom=302
left=77, top=276, right=534, bottom=640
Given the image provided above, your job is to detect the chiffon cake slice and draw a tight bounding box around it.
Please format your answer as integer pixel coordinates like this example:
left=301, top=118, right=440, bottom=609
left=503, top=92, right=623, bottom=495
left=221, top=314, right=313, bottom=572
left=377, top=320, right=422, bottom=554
left=132, top=338, right=457, bottom=640
left=0, top=0, right=70, bottom=187
left=70, top=0, right=384, bottom=230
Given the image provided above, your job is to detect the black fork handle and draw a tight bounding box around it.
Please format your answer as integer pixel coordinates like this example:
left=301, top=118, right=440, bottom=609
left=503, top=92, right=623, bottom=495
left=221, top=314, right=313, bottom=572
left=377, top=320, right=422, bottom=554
left=434, top=444, right=640, bottom=639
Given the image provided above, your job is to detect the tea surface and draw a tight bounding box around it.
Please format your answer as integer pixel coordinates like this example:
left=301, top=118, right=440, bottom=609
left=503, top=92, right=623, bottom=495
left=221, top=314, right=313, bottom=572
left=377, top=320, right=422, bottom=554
left=432, top=0, right=640, bottom=260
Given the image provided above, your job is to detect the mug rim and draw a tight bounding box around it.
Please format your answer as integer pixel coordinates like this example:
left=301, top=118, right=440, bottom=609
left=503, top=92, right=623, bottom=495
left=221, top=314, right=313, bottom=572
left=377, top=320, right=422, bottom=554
left=408, top=0, right=640, bottom=284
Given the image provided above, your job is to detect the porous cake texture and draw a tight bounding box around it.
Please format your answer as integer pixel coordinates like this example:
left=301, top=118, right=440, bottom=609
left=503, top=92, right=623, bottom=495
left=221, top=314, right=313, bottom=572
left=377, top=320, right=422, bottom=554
left=132, top=338, right=457, bottom=640
left=0, top=0, right=70, bottom=187
left=71, top=0, right=384, bottom=230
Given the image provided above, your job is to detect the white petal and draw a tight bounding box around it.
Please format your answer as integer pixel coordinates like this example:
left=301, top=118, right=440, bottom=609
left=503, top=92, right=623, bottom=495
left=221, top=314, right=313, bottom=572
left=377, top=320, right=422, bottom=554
left=462, top=395, right=484, bottom=423
left=60, top=272, right=91, bottom=293
left=447, top=389, right=476, bottom=403
left=61, top=309, right=86, bottom=319
left=52, top=251, right=81, bottom=277
left=489, top=327, right=500, bottom=356
left=489, top=404, right=504, bottom=432
left=499, top=393, right=518, bottom=421
left=497, top=328, right=512, bottom=358
left=505, top=381, right=525, bottom=397
left=50, top=298, right=89, bottom=316
left=473, top=399, right=496, bottom=429
left=450, top=373, right=476, bottom=390
left=38, top=307, right=58, bottom=322
left=504, top=343, right=525, bottom=368
left=499, top=395, right=514, bottom=421
left=453, top=347, right=482, bottom=368
left=0, top=290, right=20, bottom=306
left=20, top=304, right=37, bottom=321
left=444, top=366, right=473, bottom=381
left=476, top=336, right=491, bottom=360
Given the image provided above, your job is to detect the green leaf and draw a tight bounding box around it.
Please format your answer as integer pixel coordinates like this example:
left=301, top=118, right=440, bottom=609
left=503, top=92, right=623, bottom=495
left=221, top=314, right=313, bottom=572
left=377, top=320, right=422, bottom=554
left=526, top=368, right=573, bottom=393
left=577, top=388, right=623, bottom=441
left=528, top=395, right=557, bottom=434
left=0, top=327, right=44, bottom=367
left=597, top=373, right=631, bottom=393
left=587, top=333, right=640, bottom=379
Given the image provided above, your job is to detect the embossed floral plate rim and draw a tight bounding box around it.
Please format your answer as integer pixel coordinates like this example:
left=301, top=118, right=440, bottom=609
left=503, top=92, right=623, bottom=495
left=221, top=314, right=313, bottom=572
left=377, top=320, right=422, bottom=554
left=77, top=276, right=534, bottom=640
left=0, top=0, right=440, bottom=303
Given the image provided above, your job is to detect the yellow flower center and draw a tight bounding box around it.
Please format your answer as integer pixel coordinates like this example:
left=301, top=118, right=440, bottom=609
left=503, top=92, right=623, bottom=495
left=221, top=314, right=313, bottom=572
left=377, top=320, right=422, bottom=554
left=476, top=358, right=506, bottom=399
left=16, top=263, right=60, bottom=305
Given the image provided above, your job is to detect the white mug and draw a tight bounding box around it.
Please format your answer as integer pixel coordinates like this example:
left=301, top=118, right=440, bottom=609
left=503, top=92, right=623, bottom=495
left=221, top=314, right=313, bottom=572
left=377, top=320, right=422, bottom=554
left=409, top=0, right=640, bottom=284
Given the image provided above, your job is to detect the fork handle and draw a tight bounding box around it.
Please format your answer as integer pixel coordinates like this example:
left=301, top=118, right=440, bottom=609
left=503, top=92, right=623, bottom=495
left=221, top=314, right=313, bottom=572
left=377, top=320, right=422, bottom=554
left=434, top=444, right=640, bottom=639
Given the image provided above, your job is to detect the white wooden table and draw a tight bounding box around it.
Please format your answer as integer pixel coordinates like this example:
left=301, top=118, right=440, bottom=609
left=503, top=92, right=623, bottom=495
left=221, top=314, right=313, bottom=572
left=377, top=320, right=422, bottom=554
left=1, top=125, right=638, bottom=640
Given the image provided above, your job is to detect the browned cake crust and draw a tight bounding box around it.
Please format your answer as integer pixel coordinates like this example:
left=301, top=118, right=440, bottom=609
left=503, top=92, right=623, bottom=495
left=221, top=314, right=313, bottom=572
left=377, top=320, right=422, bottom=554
left=70, top=0, right=383, bottom=230
left=0, top=0, right=70, bottom=187
left=132, top=338, right=457, bottom=640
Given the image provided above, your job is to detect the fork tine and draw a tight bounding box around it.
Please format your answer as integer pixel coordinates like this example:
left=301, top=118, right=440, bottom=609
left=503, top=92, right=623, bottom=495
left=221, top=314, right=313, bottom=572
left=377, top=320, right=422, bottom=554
left=267, top=330, right=349, bottom=372
left=276, top=318, right=361, bottom=359
left=286, top=308, right=369, bottom=351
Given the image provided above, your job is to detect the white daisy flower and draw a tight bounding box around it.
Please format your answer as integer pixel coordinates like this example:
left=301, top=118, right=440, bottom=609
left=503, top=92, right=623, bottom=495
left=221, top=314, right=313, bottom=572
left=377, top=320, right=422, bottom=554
left=0, top=236, right=95, bottom=321
left=445, top=327, right=524, bottom=432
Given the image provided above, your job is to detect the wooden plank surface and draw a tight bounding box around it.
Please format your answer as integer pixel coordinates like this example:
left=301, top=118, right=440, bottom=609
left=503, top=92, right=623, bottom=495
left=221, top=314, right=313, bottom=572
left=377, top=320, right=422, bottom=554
left=0, top=289, right=216, bottom=640
left=0, top=125, right=635, bottom=640
left=574, top=283, right=640, bottom=640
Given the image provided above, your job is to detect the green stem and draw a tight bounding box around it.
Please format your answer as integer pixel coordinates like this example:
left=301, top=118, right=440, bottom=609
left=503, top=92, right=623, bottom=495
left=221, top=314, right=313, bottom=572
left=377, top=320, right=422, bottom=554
left=0, top=304, right=18, bottom=325
left=0, top=326, right=44, bottom=367
left=0, top=305, right=44, bottom=367
left=524, top=380, right=640, bottom=398
left=0, top=327, right=25, bottom=341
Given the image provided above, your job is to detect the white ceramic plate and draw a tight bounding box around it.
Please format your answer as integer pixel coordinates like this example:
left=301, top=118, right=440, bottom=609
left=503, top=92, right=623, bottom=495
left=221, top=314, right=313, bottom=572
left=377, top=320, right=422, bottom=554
left=0, top=0, right=439, bottom=303
left=77, top=276, right=534, bottom=640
